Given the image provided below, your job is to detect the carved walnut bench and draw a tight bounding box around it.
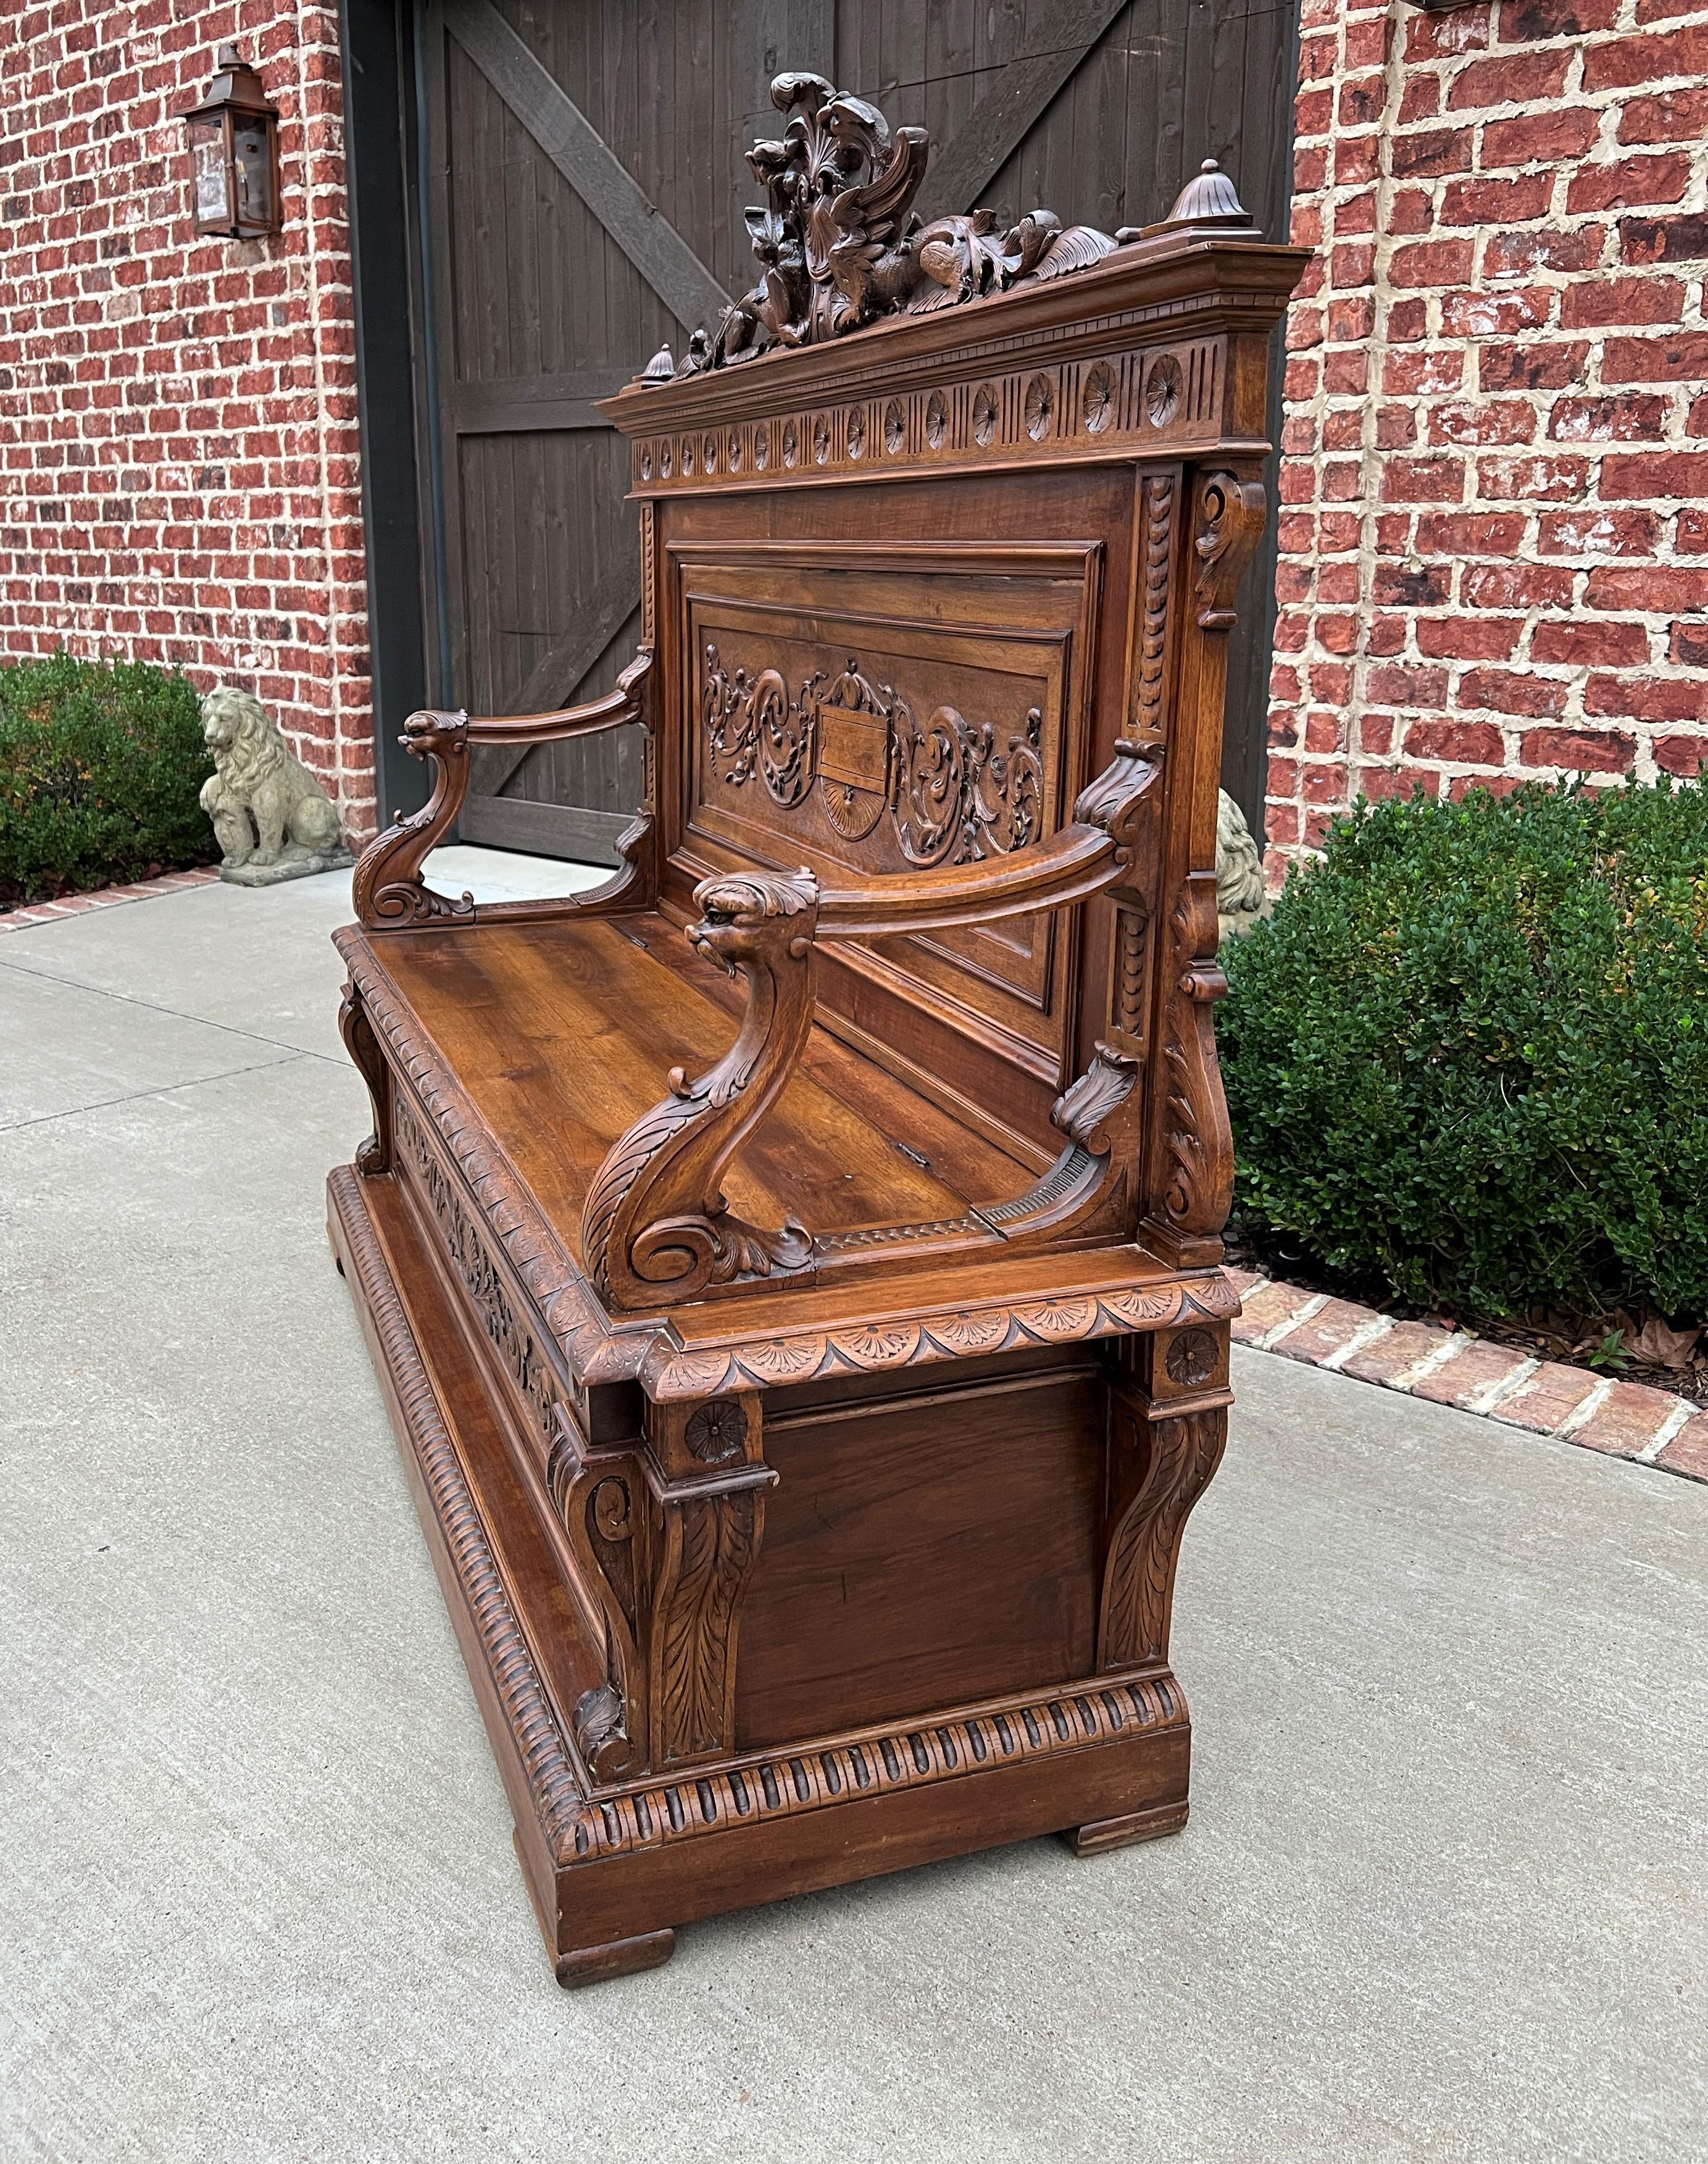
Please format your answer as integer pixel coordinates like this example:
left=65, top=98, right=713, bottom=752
left=328, top=77, right=1305, bottom=1986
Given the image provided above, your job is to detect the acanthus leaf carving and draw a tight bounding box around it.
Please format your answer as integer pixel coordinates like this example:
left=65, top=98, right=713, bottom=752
left=1052, top=1042, right=1139, bottom=1156
left=978, top=1042, right=1141, bottom=1247
left=703, top=640, right=1045, bottom=867
left=649, top=1485, right=762, bottom=1767
left=1098, top=1403, right=1228, bottom=1670
left=669, top=73, right=1117, bottom=375
left=572, top=1679, right=633, bottom=1785
left=580, top=869, right=822, bottom=1309
left=1157, top=874, right=1234, bottom=1241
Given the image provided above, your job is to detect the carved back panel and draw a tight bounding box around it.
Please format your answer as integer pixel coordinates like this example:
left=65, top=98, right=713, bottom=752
left=601, top=75, right=1304, bottom=1166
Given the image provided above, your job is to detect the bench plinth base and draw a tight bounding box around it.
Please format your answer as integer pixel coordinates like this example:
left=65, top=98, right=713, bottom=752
left=328, top=1161, right=1206, bottom=1982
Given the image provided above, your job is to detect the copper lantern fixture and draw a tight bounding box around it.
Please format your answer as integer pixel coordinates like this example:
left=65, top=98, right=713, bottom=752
left=183, top=45, right=281, bottom=239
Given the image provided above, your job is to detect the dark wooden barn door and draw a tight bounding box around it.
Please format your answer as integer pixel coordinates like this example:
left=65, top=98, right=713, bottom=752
left=413, top=0, right=1296, bottom=858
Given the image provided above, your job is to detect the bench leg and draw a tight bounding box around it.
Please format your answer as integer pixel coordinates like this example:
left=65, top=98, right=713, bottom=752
left=555, top=1929, right=677, bottom=1989
left=1062, top=1799, right=1189, bottom=1856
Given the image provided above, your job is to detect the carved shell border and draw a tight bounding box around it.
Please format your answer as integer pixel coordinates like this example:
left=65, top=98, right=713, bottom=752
left=640, top=1272, right=1238, bottom=1401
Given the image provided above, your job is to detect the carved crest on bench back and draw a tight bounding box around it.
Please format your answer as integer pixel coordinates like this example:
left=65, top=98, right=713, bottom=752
left=702, top=641, right=1046, bottom=867
left=656, top=70, right=1137, bottom=378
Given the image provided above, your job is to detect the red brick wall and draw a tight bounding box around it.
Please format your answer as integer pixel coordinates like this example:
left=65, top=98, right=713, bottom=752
left=0, top=2, right=375, bottom=838
left=1269, top=0, right=1708, bottom=880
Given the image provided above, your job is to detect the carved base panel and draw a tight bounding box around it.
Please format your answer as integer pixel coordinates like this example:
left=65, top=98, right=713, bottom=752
left=328, top=1161, right=1210, bottom=1984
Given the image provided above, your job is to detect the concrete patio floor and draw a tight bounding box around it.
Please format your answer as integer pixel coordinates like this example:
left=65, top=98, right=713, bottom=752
left=2, top=861, right=1704, bottom=2163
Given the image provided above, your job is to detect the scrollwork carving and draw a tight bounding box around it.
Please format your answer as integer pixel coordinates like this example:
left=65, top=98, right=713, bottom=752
left=894, top=702, right=1044, bottom=867
left=351, top=709, right=477, bottom=930
left=703, top=641, right=1046, bottom=866
left=702, top=645, right=813, bottom=806
left=1193, top=470, right=1268, bottom=633
left=395, top=1101, right=560, bottom=1449
left=580, top=869, right=820, bottom=1309
left=669, top=73, right=1117, bottom=377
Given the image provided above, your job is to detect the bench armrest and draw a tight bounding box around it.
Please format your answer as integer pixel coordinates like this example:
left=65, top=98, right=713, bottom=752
left=815, top=742, right=1160, bottom=938
left=580, top=744, right=1163, bottom=1311
left=352, top=649, right=654, bottom=929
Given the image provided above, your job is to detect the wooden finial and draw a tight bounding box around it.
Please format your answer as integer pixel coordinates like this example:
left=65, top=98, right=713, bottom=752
left=1119, top=159, right=1261, bottom=244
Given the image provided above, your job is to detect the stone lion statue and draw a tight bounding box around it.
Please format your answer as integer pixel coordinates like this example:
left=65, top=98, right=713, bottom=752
left=199, top=685, right=347, bottom=882
left=1216, top=788, right=1269, bottom=944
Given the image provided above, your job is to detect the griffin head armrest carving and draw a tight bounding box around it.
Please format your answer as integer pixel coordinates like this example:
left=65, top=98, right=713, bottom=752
left=581, top=868, right=819, bottom=1311
left=351, top=648, right=654, bottom=930
left=580, top=746, right=1162, bottom=1311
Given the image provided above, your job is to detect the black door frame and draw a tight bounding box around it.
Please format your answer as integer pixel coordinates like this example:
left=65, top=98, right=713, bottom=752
left=339, top=0, right=431, bottom=827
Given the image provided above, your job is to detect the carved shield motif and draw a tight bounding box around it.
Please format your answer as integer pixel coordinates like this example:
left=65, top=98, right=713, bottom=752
left=701, top=640, right=1048, bottom=869
left=809, top=659, right=895, bottom=841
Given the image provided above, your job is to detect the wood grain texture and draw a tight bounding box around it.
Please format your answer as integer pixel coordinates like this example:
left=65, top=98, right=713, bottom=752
left=441, top=0, right=729, bottom=335
left=333, top=98, right=1302, bottom=1979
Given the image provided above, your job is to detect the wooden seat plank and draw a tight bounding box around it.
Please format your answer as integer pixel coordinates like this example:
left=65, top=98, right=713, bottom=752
left=380, top=916, right=994, bottom=1263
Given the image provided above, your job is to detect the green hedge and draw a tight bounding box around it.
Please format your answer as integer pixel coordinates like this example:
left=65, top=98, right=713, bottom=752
left=0, top=651, right=214, bottom=908
left=1220, top=776, right=1708, bottom=1327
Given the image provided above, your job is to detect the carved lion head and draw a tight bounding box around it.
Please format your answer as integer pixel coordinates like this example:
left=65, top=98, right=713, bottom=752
left=200, top=683, right=274, bottom=762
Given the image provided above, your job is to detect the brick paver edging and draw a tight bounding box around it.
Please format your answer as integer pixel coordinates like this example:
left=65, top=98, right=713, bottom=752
left=1230, top=1272, right=1707, bottom=1486
left=0, top=867, right=220, bottom=933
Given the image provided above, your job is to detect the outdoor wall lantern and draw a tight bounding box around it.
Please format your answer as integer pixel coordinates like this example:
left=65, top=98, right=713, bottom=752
left=183, top=45, right=281, bottom=239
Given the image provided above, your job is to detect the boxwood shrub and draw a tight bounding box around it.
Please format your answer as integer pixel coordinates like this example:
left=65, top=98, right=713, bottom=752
left=1220, top=776, right=1708, bottom=1327
left=0, top=650, right=214, bottom=908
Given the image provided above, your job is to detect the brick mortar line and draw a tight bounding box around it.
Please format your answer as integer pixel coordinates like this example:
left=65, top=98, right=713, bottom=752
left=1639, top=1398, right=1698, bottom=1463
left=1231, top=1269, right=1702, bottom=1483
left=1320, top=1311, right=1394, bottom=1371
left=1556, top=1376, right=1616, bottom=1439
left=1256, top=1292, right=1330, bottom=1350
left=1470, top=1353, right=1539, bottom=1416
left=1391, top=1332, right=1470, bottom=1389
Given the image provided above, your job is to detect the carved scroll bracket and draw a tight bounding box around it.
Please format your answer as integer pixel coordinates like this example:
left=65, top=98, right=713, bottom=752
left=581, top=870, right=821, bottom=1310
left=1193, top=470, right=1267, bottom=634
left=549, top=1387, right=776, bottom=1786
left=550, top=1423, right=651, bottom=1784
left=980, top=1042, right=1142, bottom=1248
left=351, top=710, right=476, bottom=930
left=1097, top=1386, right=1228, bottom=1671
left=337, top=977, right=391, bottom=1175
left=643, top=1393, right=772, bottom=1773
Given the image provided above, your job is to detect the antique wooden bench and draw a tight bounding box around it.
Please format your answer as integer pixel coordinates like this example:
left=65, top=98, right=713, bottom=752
left=328, top=77, right=1306, bottom=1987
